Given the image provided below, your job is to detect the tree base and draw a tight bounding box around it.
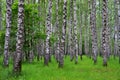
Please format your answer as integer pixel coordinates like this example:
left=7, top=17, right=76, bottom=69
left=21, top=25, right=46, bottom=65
left=58, top=63, right=63, bottom=68
left=75, top=61, right=78, bottom=64
left=94, top=59, right=97, bottom=65
left=103, top=63, right=107, bottom=67
left=44, top=54, right=49, bottom=66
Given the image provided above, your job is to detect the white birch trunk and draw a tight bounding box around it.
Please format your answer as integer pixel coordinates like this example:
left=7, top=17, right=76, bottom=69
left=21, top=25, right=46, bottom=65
left=59, top=0, right=67, bottom=68
left=13, top=0, right=24, bottom=72
left=3, top=0, right=12, bottom=67
left=102, top=0, right=108, bottom=66
left=44, top=0, right=52, bottom=65
left=73, top=0, right=78, bottom=64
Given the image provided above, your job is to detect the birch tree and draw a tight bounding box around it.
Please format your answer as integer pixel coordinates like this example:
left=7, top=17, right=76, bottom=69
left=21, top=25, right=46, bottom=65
left=90, top=0, right=98, bottom=64
left=37, top=0, right=41, bottom=61
left=69, top=0, right=74, bottom=61
left=13, top=0, right=24, bottom=72
left=114, top=0, right=118, bottom=59
left=73, top=0, right=78, bottom=64
left=102, top=0, right=108, bottom=66
left=77, top=0, right=82, bottom=60
left=117, top=0, right=120, bottom=63
left=55, top=0, right=59, bottom=62
left=44, top=0, right=52, bottom=66
left=59, top=0, right=67, bottom=68
left=0, top=0, right=2, bottom=30
left=3, top=0, right=12, bottom=67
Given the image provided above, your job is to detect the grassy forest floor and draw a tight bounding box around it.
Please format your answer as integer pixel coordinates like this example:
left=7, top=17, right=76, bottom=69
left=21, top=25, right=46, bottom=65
left=0, top=56, right=120, bottom=80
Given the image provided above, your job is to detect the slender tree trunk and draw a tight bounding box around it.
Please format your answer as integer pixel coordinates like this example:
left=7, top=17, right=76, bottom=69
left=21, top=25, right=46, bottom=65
left=84, top=12, right=89, bottom=56
left=37, top=0, right=43, bottom=61
left=27, top=0, right=30, bottom=3
left=28, top=0, right=36, bottom=63
left=55, top=0, right=60, bottom=62
left=13, top=0, right=24, bottom=73
left=90, top=0, right=98, bottom=64
left=73, top=0, right=78, bottom=64
left=59, top=0, right=67, bottom=68
left=87, top=0, right=91, bottom=58
left=38, top=0, right=40, bottom=26
left=88, top=0, right=91, bottom=58
left=117, top=0, right=120, bottom=63
left=69, top=0, right=74, bottom=61
left=79, top=11, right=83, bottom=60
left=36, top=45, right=39, bottom=61
left=78, top=0, right=82, bottom=60
left=102, top=0, right=108, bottom=66
left=29, top=41, right=34, bottom=63
left=114, top=0, right=118, bottom=59
left=44, top=0, right=52, bottom=66
left=108, top=1, right=113, bottom=59
left=98, top=0, right=103, bottom=57
left=3, top=0, right=12, bottom=67
left=84, top=14, right=87, bottom=55
left=33, top=0, right=36, bottom=4
left=12, top=0, right=14, bottom=4
left=0, top=0, right=2, bottom=30
left=107, top=1, right=111, bottom=59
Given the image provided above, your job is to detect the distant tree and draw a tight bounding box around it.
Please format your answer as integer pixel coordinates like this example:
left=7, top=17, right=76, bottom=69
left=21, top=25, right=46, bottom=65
left=37, top=0, right=41, bottom=61
left=38, top=0, right=41, bottom=27
left=117, top=0, right=120, bottom=63
left=13, top=0, right=24, bottom=73
left=3, top=0, right=12, bottom=67
left=88, top=0, right=91, bottom=58
left=69, top=0, right=74, bottom=61
left=33, top=0, right=36, bottom=4
left=0, top=0, right=2, bottom=30
left=79, top=0, right=83, bottom=60
left=114, top=0, right=118, bottom=59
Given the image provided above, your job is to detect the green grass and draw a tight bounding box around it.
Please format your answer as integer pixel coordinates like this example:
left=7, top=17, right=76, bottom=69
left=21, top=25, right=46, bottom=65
left=0, top=56, right=120, bottom=80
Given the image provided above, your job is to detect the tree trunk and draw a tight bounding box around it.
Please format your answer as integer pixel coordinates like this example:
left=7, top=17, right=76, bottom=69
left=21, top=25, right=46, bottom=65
left=69, top=0, right=74, bottom=61
left=90, top=0, right=98, bottom=64
left=44, top=0, right=52, bottom=66
left=0, top=0, right=2, bottom=30
left=3, top=0, right=12, bottom=67
left=37, top=0, right=42, bottom=61
left=59, top=0, right=67, bottom=68
left=114, top=0, right=118, bottom=59
left=55, top=0, right=60, bottom=62
left=84, top=13, right=89, bottom=56
left=102, top=0, right=108, bottom=66
left=13, top=0, right=24, bottom=73
left=79, top=11, right=83, bottom=60
left=117, top=0, right=120, bottom=64
left=73, top=0, right=78, bottom=64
